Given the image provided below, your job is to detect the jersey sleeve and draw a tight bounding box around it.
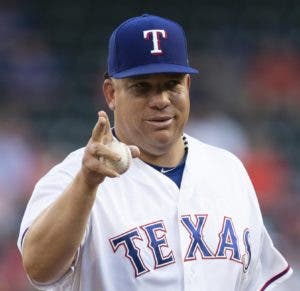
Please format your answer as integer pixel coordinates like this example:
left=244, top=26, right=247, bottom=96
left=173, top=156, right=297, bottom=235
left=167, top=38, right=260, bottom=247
left=235, top=158, right=293, bottom=290
left=250, top=226, right=292, bottom=291
left=17, top=149, right=86, bottom=289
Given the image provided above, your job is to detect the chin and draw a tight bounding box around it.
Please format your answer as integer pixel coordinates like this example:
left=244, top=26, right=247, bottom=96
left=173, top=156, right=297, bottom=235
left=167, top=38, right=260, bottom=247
left=148, top=129, right=176, bottom=146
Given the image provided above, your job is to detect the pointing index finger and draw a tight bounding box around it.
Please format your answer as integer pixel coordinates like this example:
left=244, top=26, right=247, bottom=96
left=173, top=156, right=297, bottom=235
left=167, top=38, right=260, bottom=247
left=91, top=111, right=113, bottom=143
left=91, top=111, right=107, bottom=142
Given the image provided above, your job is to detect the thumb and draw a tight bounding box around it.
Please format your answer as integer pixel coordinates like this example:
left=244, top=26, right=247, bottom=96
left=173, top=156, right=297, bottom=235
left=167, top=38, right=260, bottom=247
left=128, top=145, right=140, bottom=159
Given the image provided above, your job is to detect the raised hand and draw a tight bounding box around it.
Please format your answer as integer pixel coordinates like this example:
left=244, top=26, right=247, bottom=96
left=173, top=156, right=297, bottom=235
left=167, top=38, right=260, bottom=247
left=81, top=111, right=139, bottom=188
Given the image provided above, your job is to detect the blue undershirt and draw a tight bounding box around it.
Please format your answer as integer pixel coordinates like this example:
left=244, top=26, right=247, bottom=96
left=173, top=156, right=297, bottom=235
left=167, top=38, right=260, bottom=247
left=147, top=152, right=187, bottom=188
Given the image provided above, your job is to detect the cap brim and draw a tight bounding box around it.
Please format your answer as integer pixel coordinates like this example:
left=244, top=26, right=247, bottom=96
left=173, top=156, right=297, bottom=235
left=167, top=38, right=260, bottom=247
left=111, top=63, right=199, bottom=79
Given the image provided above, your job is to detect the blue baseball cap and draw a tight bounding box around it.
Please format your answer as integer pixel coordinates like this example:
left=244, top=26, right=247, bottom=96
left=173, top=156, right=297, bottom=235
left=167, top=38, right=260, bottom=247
left=107, top=14, right=198, bottom=79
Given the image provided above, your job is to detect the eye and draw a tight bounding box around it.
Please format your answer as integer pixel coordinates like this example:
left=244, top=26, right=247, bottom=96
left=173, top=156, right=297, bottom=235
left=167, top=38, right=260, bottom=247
left=132, top=82, right=149, bottom=89
left=165, top=80, right=181, bottom=90
left=129, top=82, right=151, bottom=94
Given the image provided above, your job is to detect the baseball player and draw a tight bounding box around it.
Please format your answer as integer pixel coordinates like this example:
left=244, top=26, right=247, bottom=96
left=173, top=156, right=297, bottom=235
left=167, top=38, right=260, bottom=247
left=18, top=14, right=292, bottom=290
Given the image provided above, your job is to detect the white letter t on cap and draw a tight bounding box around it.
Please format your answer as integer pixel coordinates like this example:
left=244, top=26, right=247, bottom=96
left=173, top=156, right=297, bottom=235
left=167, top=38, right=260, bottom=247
left=143, top=29, right=167, bottom=55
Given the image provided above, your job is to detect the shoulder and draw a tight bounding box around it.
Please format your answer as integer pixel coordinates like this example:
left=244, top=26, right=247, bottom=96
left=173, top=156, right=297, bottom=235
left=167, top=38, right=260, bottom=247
left=59, top=147, right=85, bottom=170
left=184, top=133, right=261, bottom=211
left=37, top=147, right=85, bottom=185
left=184, top=133, right=252, bottom=188
left=186, top=134, right=244, bottom=168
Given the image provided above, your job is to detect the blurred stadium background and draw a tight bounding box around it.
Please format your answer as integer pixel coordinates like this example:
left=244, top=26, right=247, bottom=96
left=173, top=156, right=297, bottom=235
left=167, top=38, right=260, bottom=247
left=0, top=0, right=299, bottom=290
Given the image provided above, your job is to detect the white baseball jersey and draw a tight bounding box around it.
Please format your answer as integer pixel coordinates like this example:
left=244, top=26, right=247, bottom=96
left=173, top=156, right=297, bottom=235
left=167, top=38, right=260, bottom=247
left=18, top=135, right=292, bottom=290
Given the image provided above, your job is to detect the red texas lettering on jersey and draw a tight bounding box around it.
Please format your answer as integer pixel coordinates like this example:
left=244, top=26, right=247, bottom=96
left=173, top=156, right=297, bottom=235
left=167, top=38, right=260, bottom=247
left=109, top=215, right=251, bottom=277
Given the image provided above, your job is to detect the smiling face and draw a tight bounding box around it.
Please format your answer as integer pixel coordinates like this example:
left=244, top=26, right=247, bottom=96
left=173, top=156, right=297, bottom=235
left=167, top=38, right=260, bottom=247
left=103, top=73, right=191, bottom=165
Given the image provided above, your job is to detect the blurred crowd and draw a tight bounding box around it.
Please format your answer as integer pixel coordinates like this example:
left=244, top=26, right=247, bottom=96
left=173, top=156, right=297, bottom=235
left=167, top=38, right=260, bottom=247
left=0, top=1, right=299, bottom=290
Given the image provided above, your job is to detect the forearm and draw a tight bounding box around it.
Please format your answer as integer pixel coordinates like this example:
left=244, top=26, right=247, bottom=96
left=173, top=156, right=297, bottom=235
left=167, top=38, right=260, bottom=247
left=21, top=111, right=139, bottom=284
left=22, top=171, right=98, bottom=283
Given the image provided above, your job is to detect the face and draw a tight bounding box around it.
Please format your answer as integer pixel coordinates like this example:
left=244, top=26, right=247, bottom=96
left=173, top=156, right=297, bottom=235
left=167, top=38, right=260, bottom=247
left=103, top=73, right=191, bottom=158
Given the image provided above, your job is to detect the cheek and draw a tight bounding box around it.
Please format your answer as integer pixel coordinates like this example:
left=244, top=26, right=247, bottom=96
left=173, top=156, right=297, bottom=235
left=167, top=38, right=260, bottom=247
left=175, top=94, right=190, bottom=118
left=181, top=105, right=190, bottom=127
left=185, top=98, right=190, bottom=118
left=115, top=99, right=143, bottom=124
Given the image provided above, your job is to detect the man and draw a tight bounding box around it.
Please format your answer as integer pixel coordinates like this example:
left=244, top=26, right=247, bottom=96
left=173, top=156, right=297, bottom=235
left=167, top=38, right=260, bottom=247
left=18, top=14, right=292, bottom=290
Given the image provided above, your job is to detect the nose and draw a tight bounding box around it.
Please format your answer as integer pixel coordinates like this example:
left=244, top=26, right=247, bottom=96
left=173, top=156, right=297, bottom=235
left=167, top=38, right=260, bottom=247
left=148, top=90, right=171, bottom=110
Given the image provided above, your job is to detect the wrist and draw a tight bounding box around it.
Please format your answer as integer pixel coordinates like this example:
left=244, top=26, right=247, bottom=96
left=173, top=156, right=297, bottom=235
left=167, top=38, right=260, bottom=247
left=75, top=170, right=104, bottom=194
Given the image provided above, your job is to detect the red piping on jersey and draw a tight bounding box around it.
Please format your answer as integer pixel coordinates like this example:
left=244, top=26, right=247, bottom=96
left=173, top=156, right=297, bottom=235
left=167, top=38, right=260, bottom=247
left=260, top=265, right=291, bottom=290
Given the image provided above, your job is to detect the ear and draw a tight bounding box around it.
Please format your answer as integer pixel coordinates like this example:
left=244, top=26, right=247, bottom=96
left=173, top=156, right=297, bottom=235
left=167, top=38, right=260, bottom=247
left=186, top=74, right=191, bottom=89
left=103, top=79, right=116, bottom=111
